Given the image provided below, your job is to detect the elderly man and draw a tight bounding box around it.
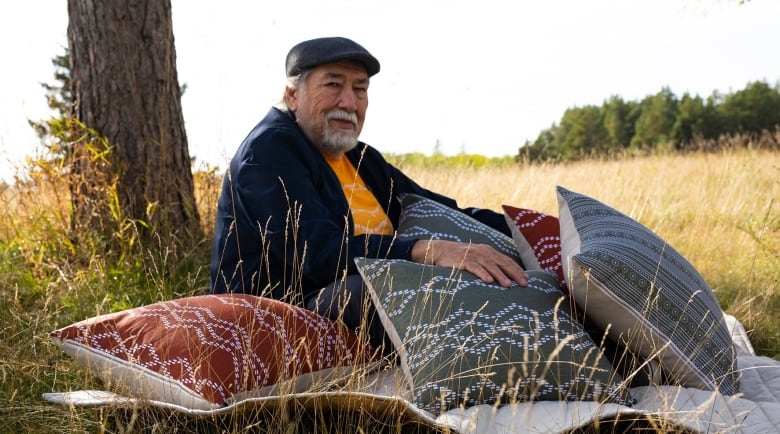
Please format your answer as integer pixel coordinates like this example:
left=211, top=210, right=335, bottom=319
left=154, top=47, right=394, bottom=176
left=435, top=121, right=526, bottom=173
left=210, top=36, right=527, bottom=355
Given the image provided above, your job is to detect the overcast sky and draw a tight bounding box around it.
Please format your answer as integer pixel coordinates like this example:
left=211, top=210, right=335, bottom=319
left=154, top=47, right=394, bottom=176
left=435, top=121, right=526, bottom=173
left=2, top=0, right=779, bottom=180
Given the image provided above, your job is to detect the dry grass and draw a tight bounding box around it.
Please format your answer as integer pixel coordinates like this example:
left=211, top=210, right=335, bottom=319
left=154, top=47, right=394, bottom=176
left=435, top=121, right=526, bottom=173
left=395, top=149, right=780, bottom=356
left=0, top=147, right=777, bottom=432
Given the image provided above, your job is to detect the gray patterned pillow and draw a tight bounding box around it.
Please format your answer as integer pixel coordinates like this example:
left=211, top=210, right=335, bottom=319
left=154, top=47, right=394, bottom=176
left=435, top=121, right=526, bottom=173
left=396, top=193, right=523, bottom=266
left=556, top=186, right=739, bottom=395
left=355, top=258, right=635, bottom=414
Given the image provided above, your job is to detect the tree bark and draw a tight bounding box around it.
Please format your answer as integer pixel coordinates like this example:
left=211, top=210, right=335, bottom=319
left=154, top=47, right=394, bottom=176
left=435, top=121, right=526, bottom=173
left=67, top=0, right=200, bottom=243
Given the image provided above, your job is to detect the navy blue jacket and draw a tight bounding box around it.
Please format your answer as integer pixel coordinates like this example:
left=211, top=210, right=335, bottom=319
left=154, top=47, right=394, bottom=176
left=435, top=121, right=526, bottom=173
left=210, top=107, right=510, bottom=303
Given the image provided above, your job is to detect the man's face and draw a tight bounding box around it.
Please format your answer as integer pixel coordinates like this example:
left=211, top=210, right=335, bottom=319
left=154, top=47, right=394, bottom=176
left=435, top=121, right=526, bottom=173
left=286, top=61, right=369, bottom=156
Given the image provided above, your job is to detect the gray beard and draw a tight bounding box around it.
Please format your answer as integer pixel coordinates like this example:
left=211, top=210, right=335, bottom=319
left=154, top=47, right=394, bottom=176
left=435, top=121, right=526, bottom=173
left=320, top=128, right=359, bottom=155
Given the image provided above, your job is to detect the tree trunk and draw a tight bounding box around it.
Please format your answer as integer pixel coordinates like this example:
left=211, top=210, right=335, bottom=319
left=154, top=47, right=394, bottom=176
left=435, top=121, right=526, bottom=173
left=67, top=0, right=200, bottom=244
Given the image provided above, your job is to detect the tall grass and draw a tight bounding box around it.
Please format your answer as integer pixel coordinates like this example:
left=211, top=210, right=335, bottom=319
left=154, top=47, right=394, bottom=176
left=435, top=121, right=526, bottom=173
left=0, top=146, right=777, bottom=432
left=393, top=148, right=779, bottom=357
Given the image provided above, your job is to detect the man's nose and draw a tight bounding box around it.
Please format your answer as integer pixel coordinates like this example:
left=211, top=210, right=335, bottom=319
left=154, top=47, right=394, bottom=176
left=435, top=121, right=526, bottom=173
left=338, top=88, right=358, bottom=111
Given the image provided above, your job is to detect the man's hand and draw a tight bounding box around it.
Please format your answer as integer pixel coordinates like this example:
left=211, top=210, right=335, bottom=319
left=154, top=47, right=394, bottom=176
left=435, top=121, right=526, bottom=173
left=410, top=239, right=529, bottom=287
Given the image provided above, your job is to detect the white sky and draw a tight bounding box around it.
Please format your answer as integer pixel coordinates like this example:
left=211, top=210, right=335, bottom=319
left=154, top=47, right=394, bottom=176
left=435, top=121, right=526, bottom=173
left=2, top=0, right=779, bottom=181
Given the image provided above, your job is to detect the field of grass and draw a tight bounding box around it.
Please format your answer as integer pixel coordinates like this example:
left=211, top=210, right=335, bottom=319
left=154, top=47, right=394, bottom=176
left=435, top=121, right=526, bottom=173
left=398, top=150, right=780, bottom=354
left=0, top=147, right=777, bottom=432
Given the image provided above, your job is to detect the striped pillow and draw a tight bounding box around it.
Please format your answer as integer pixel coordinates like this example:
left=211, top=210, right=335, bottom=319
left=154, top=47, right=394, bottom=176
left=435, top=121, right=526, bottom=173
left=557, top=186, right=739, bottom=395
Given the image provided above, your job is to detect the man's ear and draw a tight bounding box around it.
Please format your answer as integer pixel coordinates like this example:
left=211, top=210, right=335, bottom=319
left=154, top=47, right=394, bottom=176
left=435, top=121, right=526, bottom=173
left=284, top=85, right=298, bottom=111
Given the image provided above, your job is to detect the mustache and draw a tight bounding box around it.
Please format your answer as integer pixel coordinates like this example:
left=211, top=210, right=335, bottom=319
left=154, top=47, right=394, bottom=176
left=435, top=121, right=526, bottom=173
left=325, top=110, right=358, bottom=125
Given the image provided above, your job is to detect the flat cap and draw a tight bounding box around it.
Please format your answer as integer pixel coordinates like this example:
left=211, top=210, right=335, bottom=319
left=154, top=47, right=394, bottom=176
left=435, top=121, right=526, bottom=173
left=285, top=36, right=380, bottom=77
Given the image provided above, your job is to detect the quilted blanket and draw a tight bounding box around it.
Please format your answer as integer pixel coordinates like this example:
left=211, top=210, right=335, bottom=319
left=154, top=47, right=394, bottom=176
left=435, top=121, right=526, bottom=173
left=43, top=315, right=780, bottom=433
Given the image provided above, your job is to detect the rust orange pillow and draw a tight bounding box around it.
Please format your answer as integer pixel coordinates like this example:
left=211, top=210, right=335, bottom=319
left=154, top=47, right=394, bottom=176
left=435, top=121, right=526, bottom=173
left=502, top=205, right=567, bottom=294
left=50, top=294, right=380, bottom=409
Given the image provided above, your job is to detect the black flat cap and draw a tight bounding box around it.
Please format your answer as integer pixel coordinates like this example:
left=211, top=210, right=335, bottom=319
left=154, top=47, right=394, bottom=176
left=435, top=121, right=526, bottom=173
left=285, top=37, right=380, bottom=77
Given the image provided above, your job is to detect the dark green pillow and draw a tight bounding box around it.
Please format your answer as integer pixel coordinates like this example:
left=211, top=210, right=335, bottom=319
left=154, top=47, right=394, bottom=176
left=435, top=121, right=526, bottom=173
left=356, top=258, right=635, bottom=414
left=396, top=193, right=523, bottom=266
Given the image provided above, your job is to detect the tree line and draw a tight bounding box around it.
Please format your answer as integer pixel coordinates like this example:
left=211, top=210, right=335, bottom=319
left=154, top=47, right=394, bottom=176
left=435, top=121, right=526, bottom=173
left=521, top=80, right=780, bottom=162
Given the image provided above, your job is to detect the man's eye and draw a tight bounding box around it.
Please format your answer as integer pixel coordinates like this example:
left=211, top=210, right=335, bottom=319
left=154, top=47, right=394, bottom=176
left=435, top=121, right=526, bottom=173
left=326, top=82, right=341, bottom=89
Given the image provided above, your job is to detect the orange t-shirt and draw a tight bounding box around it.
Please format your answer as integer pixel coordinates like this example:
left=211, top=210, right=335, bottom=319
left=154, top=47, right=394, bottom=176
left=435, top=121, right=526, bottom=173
left=325, top=155, right=393, bottom=236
